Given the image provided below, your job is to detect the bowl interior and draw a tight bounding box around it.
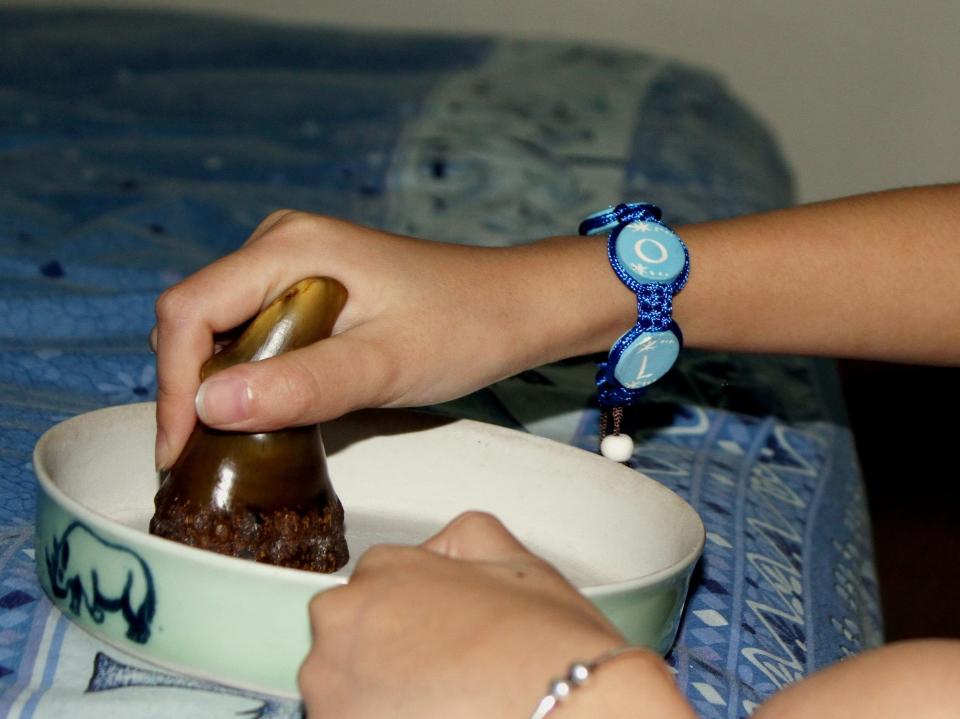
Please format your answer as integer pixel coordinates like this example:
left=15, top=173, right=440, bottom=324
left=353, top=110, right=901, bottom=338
left=37, top=403, right=704, bottom=592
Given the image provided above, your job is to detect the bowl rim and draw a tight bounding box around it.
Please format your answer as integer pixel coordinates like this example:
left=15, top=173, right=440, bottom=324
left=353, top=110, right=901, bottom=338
left=33, top=402, right=705, bottom=596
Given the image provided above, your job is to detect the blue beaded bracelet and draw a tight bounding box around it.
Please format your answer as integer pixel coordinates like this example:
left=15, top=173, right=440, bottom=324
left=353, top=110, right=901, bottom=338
left=579, top=203, right=689, bottom=461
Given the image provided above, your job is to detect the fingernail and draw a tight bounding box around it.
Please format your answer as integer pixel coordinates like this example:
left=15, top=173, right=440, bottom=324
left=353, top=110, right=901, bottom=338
left=196, top=377, right=252, bottom=426
left=155, top=427, right=169, bottom=471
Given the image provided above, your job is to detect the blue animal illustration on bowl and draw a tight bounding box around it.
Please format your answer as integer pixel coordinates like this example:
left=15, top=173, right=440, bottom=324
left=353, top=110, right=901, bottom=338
left=45, top=521, right=156, bottom=644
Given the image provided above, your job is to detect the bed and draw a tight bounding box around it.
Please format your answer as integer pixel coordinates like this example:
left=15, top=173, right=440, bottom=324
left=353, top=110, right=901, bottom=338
left=0, top=9, right=881, bottom=717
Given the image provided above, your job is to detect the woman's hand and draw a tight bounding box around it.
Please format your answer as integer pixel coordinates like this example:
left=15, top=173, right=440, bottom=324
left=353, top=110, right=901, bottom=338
left=298, top=511, right=694, bottom=719
left=151, top=211, right=626, bottom=470
left=152, top=211, right=507, bottom=470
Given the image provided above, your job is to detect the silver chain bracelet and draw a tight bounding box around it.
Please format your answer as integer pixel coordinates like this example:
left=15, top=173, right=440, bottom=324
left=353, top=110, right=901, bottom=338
left=528, top=645, right=648, bottom=719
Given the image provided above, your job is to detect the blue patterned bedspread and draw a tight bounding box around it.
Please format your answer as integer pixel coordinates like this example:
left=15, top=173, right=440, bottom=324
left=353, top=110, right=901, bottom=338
left=0, top=9, right=880, bottom=718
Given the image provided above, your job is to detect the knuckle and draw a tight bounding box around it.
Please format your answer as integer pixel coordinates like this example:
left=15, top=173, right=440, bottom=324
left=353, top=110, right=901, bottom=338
left=296, top=658, right=313, bottom=695
left=249, top=208, right=297, bottom=242
left=297, top=651, right=324, bottom=705
left=265, top=211, right=333, bottom=245
left=355, top=544, right=393, bottom=568
left=154, top=284, right=194, bottom=326
left=264, top=208, right=297, bottom=225
left=307, top=590, right=333, bottom=626
left=452, top=510, right=503, bottom=533
left=275, top=354, right=323, bottom=424
left=239, top=356, right=316, bottom=430
left=354, top=544, right=411, bottom=574
left=306, top=586, right=351, bottom=637
left=154, top=381, right=179, bottom=397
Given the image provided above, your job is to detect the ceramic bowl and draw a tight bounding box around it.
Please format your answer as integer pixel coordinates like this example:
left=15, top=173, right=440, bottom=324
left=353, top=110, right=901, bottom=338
left=34, top=402, right=704, bottom=697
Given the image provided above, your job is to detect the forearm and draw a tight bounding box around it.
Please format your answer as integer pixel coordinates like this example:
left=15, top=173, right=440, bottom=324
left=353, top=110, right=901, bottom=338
left=679, top=184, right=960, bottom=364
left=511, top=184, right=960, bottom=367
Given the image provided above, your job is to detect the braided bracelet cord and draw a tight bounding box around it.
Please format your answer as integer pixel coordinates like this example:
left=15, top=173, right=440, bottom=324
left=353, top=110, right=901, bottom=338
left=578, top=203, right=689, bottom=461
left=528, top=645, right=650, bottom=719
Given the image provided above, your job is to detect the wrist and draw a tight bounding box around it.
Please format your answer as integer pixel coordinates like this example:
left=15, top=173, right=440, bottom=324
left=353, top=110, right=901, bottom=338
left=534, top=648, right=696, bottom=719
left=501, top=235, right=637, bottom=367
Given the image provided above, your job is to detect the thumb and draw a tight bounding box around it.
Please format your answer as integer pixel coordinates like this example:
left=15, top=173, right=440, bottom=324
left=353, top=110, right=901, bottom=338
left=421, top=511, right=531, bottom=561
left=194, top=332, right=392, bottom=431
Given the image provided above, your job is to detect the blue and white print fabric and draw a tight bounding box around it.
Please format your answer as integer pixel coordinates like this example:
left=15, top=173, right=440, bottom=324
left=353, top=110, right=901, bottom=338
left=0, top=9, right=878, bottom=718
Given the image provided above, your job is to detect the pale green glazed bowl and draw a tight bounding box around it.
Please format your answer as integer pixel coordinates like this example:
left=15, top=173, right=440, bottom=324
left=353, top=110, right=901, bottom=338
left=34, top=402, right=704, bottom=698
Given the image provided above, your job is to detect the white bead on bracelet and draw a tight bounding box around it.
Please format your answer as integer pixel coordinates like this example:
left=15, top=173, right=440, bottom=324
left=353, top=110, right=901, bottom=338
left=528, top=645, right=648, bottom=719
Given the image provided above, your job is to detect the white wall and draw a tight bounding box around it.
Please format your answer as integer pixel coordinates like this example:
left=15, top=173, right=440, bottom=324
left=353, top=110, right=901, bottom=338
left=9, top=0, right=958, bottom=203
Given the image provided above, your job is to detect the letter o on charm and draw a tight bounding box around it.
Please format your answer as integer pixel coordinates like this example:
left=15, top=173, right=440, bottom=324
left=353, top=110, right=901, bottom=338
left=615, top=221, right=685, bottom=284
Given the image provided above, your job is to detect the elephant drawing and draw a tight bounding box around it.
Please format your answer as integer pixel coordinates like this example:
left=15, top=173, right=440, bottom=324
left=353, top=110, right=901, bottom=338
left=45, top=521, right=156, bottom=644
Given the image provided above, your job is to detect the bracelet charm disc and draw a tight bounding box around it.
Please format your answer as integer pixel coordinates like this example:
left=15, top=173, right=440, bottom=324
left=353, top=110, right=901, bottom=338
left=613, top=329, right=680, bottom=389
